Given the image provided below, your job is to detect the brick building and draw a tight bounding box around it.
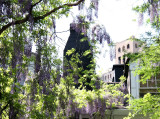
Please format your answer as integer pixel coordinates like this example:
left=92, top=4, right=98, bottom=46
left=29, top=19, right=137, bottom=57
left=102, top=38, right=160, bottom=98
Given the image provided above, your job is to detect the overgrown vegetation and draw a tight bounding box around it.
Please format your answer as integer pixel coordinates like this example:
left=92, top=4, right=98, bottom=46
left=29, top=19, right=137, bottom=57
left=2, top=0, right=160, bottom=118
left=0, top=0, right=126, bottom=118
left=125, top=0, right=160, bottom=118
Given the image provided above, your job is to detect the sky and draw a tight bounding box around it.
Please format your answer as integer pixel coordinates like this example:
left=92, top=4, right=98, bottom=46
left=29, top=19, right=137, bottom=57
left=55, top=0, right=148, bottom=75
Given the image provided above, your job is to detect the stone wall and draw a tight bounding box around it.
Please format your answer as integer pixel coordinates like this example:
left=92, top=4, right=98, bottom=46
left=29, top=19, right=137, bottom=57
left=79, top=109, right=150, bottom=119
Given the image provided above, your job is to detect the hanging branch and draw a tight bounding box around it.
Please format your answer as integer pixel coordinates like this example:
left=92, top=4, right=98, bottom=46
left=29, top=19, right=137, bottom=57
left=0, top=0, right=85, bottom=35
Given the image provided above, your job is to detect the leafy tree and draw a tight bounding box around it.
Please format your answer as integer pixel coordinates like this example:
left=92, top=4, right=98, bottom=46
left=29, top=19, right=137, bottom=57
left=125, top=0, right=160, bottom=118
left=0, top=0, right=125, bottom=118
left=0, top=0, right=90, bottom=118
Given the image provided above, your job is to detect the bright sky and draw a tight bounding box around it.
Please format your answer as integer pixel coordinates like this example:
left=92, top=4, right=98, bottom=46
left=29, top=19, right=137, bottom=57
left=56, top=0, right=148, bottom=75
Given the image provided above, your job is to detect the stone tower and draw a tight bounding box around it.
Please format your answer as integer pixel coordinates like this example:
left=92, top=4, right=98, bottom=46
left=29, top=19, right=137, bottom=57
left=63, top=24, right=93, bottom=90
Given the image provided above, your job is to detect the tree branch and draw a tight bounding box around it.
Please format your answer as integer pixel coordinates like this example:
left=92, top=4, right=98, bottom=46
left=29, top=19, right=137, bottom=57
left=29, top=0, right=43, bottom=14
left=55, top=29, right=70, bottom=33
left=32, top=0, right=43, bottom=8
left=0, top=0, right=84, bottom=35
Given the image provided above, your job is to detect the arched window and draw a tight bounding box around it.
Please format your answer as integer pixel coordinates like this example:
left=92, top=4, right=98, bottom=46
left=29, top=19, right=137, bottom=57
left=135, top=43, right=138, bottom=48
left=127, top=44, right=130, bottom=49
left=118, top=48, right=121, bottom=52
left=122, top=46, right=125, bottom=51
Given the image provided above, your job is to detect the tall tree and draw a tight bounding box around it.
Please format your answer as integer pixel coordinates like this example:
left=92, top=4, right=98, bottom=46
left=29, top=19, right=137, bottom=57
left=0, top=0, right=87, bottom=118
left=0, top=0, right=124, bottom=118
left=0, top=0, right=112, bottom=118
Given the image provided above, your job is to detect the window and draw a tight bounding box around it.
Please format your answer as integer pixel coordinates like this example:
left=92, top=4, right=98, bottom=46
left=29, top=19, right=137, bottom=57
left=118, top=48, right=121, bottom=52
left=139, top=75, right=160, bottom=97
left=127, top=44, right=130, bottom=49
left=140, top=76, right=160, bottom=88
left=135, top=43, right=138, bottom=48
left=122, top=46, right=125, bottom=51
left=118, top=57, right=121, bottom=64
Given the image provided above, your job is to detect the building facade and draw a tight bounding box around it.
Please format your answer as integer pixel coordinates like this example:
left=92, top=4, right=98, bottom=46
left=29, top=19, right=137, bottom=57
left=115, top=38, right=141, bottom=64
left=102, top=69, right=115, bottom=83
left=102, top=38, right=160, bottom=99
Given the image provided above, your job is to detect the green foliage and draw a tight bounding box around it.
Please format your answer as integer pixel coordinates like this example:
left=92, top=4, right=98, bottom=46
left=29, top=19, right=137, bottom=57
left=0, top=0, right=127, bottom=118
left=126, top=93, right=160, bottom=119
left=126, top=42, right=160, bottom=118
left=66, top=48, right=76, bottom=56
left=133, top=2, right=149, bottom=13
left=126, top=1, right=160, bottom=118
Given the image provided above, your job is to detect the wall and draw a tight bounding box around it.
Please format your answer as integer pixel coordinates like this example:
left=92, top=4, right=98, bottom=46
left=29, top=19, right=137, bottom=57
left=102, top=70, right=115, bottom=83
left=128, top=62, right=140, bottom=99
left=115, top=39, right=141, bottom=64
left=79, top=109, right=150, bottom=119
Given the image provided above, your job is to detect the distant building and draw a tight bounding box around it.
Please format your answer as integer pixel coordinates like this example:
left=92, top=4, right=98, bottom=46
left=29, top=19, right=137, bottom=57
left=115, top=38, right=141, bottom=64
left=102, top=69, right=114, bottom=83
left=102, top=37, right=141, bottom=85
left=102, top=64, right=125, bottom=85
left=115, top=38, right=142, bottom=98
left=102, top=38, right=160, bottom=99
left=112, top=38, right=160, bottom=99
left=116, top=39, right=160, bottom=98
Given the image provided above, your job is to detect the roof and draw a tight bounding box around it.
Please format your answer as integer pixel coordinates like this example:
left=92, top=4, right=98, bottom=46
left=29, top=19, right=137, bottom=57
left=112, top=64, right=124, bottom=70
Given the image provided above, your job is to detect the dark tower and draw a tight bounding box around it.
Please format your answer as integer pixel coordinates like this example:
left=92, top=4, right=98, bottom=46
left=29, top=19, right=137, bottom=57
left=63, top=24, right=93, bottom=90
